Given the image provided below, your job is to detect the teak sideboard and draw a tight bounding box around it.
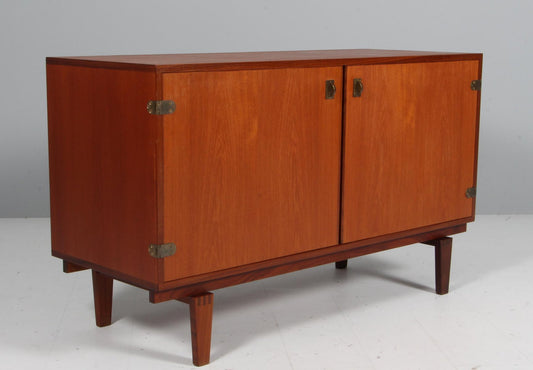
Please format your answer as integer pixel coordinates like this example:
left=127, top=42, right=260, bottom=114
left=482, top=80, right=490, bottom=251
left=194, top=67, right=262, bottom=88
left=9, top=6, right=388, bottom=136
left=46, top=49, right=482, bottom=366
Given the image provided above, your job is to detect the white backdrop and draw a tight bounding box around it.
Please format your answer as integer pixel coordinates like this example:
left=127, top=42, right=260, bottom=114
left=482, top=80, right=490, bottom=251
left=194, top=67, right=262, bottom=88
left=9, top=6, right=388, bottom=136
left=0, top=0, right=531, bottom=216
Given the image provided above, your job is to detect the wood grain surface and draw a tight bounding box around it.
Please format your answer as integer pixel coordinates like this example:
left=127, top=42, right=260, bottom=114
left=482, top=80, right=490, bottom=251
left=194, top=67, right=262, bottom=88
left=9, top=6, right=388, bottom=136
left=47, top=52, right=481, bottom=291
left=46, top=49, right=481, bottom=73
left=47, top=65, right=160, bottom=283
left=161, top=67, right=343, bottom=281
left=341, top=61, right=480, bottom=243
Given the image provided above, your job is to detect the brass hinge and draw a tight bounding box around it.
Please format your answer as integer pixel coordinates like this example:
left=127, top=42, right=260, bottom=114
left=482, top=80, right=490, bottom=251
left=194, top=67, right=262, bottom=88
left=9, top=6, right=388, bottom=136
left=148, top=243, right=176, bottom=258
left=465, top=187, right=477, bottom=199
left=471, top=80, right=482, bottom=91
left=147, top=100, right=176, bottom=115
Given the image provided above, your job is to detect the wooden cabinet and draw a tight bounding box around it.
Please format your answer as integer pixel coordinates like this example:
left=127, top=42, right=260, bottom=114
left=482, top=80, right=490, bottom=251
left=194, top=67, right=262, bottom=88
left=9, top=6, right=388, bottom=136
left=46, top=49, right=482, bottom=366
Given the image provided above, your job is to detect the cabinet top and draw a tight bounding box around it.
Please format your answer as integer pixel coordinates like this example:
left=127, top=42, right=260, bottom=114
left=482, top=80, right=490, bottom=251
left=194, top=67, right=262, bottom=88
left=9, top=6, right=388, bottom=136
left=46, top=49, right=482, bottom=73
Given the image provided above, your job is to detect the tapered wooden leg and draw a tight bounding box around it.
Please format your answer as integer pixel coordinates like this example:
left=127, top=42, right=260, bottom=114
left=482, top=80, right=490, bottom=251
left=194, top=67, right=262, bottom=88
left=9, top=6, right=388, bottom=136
left=91, top=270, right=113, bottom=327
left=335, top=260, right=348, bottom=269
left=434, top=237, right=452, bottom=295
left=180, top=292, right=214, bottom=367
left=424, top=237, right=453, bottom=295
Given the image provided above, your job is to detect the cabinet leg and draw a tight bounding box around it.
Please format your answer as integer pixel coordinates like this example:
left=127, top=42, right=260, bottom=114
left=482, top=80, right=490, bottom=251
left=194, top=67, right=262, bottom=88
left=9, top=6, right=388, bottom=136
left=424, top=237, right=452, bottom=295
left=335, top=260, right=348, bottom=269
left=91, top=270, right=113, bottom=327
left=180, top=292, right=214, bottom=367
left=63, top=260, right=88, bottom=273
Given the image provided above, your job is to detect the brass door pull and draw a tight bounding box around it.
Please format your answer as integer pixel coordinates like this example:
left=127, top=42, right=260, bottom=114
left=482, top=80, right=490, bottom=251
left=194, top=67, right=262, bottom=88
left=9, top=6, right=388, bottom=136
left=353, top=78, right=363, bottom=97
left=325, top=80, right=336, bottom=99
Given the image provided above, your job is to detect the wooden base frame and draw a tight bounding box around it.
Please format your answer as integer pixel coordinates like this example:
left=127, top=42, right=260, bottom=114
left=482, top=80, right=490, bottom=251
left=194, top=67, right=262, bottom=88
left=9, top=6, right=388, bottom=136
left=79, top=232, right=457, bottom=366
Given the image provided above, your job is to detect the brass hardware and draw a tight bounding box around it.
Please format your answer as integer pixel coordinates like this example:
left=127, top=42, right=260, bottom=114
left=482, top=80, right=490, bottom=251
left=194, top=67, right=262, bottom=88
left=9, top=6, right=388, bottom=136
left=465, top=187, right=477, bottom=198
left=471, top=80, right=481, bottom=91
left=353, top=78, right=363, bottom=97
left=325, top=80, right=336, bottom=99
left=148, top=243, right=176, bottom=258
left=147, top=100, right=176, bottom=115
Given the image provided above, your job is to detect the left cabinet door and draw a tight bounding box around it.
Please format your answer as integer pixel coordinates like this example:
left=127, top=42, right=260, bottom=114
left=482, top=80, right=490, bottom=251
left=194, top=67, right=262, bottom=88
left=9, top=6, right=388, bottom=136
left=161, top=67, right=343, bottom=281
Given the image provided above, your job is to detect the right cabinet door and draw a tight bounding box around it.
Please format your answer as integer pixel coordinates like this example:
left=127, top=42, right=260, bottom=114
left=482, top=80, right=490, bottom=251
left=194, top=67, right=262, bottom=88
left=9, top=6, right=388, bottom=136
left=342, top=60, right=480, bottom=243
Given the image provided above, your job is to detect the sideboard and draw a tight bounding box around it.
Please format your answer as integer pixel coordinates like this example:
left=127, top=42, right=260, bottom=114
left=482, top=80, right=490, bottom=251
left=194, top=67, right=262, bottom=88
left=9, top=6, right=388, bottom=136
left=46, top=49, right=482, bottom=366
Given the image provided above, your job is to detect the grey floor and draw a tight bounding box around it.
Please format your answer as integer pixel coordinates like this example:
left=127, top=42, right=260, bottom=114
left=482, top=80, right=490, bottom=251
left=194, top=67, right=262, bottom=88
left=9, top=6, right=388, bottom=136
left=1, top=215, right=532, bottom=369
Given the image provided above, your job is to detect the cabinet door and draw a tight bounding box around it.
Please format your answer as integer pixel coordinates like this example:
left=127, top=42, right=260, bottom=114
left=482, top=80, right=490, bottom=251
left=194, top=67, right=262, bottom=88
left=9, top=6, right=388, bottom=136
left=342, top=61, right=480, bottom=243
left=162, top=67, right=343, bottom=281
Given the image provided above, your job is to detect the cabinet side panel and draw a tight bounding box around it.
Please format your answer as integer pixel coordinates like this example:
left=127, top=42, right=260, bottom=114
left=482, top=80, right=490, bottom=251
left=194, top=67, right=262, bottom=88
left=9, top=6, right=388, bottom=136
left=342, top=60, right=479, bottom=243
left=46, top=65, right=159, bottom=284
left=162, top=67, right=343, bottom=281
